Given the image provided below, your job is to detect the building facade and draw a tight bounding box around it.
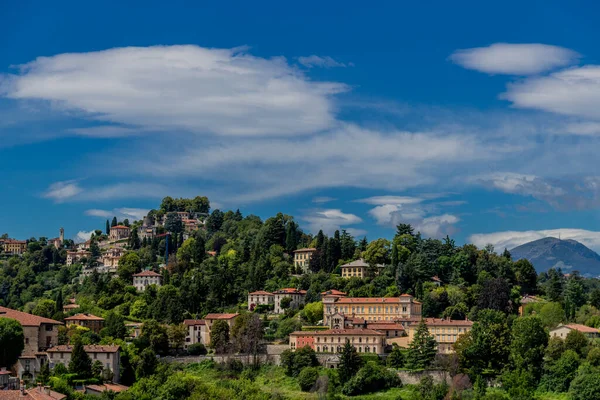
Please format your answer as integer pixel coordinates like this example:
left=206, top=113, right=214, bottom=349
left=403, top=318, right=473, bottom=354
left=1, top=239, right=27, bottom=255
left=64, top=314, right=105, bottom=334
left=247, top=291, right=275, bottom=311
left=47, top=345, right=120, bottom=383
left=550, top=324, right=600, bottom=339
left=290, top=329, right=386, bottom=355
left=132, top=270, right=162, bottom=292
left=109, top=226, right=130, bottom=241
left=323, top=294, right=422, bottom=325
left=340, top=259, right=384, bottom=279
left=204, top=313, right=239, bottom=345
left=183, top=319, right=207, bottom=347
left=273, top=288, right=307, bottom=314
left=293, top=248, right=316, bottom=272
left=100, top=247, right=124, bottom=268
left=0, top=306, right=62, bottom=381
left=66, top=251, right=91, bottom=266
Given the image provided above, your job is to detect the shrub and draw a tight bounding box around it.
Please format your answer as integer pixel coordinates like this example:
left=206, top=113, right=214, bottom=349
left=416, top=375, right=449, bottom=400
left=569, top=366, right=600, bottom=400
left=341, top=362, right=401, bottom=396
left=281, top=347, right=319, bottom=377
left=188, top=343, right=207, bottom=356
left=587, top=347, right=600, bottom=367
left=298, top=367, right=320, bottom=392
left=387, top=346, right=405, bottom=368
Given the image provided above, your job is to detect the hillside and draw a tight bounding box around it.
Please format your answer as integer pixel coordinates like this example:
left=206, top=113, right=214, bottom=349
left=510, top=237, right=600, bottom=276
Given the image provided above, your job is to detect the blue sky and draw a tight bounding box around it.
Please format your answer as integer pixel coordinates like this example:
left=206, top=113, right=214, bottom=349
left=3, top=1, right=600, bottom=251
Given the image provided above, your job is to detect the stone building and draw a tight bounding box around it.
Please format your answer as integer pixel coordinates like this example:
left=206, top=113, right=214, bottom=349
left=323, top=294, right=422, bottom=325
left=290, top=328, right=386, bottom=355
left=273, top=288, right=307, bottom=314
left=66, top=250, right=91, bottom=266
left=109, top=225, right=130, bottom=241
left=47, top=345, right=120, bottom=383
left=132, top=270, right=162, bottom=292
left=292, top=248, right=316, bottom=273
left=0, top=306, right=62, bottom=381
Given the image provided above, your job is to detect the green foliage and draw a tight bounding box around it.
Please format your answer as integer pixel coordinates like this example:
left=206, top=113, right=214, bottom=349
left=540, top=349, right=580, bottom=393
left=275, top=318, right=302, bottom=339
left=210, top=320, right=231, bottom=354
left=102, top=311, right=127, bottom=339
left=140, top=320, right=169, bottom=356
left=339, top=341, right=363, bottom=383
left=539, top=302, right=565, bottom=328
left=298, top=366, right=320, bottom=392
left=509, top=316, right=548, bottom=381
left=69, top=339, right=92, bottom=378
left=136, top=348, right=157, bottom=379
left=341, top=361, right=402, bottom=396
left=565, top=329, right=589, bottom=357
left=188, top=343, right=207, bottom=356
left=414, top=375, right=448, bottom=400
left=117, top=252, right=141, bottom=281
left=32, top=299, right=57, bottom=318
left=302, top=302, right=323, bottom=325
left=0, top=317, right=24, bottom=368
left=569, top=366, right=600, bottom=400
left=406, top=319, right=437, bottom=370
left=280, top=346, right=319, bottom=377
left=387, top=346, right=405, bottom=368
left=587, top=347, right=600, bottom=366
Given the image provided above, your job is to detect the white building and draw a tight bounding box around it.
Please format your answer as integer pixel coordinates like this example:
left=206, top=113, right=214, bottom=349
left=132, top=270, right=162, bottom=292
left=47, top=345, right=120, bottom=383
left=247, top=291, right=274, bottom=311
left=273, top=288, right=307, bottom=314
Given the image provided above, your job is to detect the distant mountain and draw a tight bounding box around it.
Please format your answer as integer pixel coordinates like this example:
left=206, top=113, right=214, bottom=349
left=510, top=237, right=600, bottom=277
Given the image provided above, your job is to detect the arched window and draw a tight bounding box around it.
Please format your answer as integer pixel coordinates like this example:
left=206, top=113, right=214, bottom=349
left=323, top=346, right=328, bottom=353
left=317, top=346, right=320, bottom=352
left=365, top=346, right=370, bottom=353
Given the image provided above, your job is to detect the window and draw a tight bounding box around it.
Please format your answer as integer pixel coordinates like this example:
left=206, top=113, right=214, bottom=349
left=25, top=338, right=29, bottom=344
left=94, top=353, right=97, bottom=359
left=61, top=353, right=64, bottom=359
left=46, top=325, right=53, bottom=332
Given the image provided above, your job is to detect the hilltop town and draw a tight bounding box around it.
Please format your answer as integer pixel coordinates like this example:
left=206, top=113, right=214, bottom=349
left=1, top=196, right=600, bottom=400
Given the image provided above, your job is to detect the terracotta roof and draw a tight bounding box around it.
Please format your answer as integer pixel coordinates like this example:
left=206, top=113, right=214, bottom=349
left=0, top=306, right=62, bottom=327
left=47, top=345, right=120, bottom=353
left=346, top=316, right=366, bottom=324
left=521, top=295, right=544, bottom=304
left=249, top=291, right=274, bottom=296
left=564, top=324, right=600, bottom=333
left=62, top=304, right=80, bottom=310
left=85, top=383, right=129, bottom=394
left=321, top=290, right=346, bottom=296
left=111, top=225, right=130, bottom=229
left=366, top=323, right=405, bottom=330
left=204, top=313, right=239, bottom=320
left=26, top=388, right=67, bottom=400
left=274, top=288, right=307, bottom=295
left=1, top=239, right=26, bottom=244
left=432, top=276, right=442, bottom=282
left=183, top=319, right=206, bottom=326
left=291, top=328, right=385, bottom=336
left=132, top=270, right=161, bottom=277
left=64, top=313, right=104, bottom=321
left=293, top=248, right=317, bottom=252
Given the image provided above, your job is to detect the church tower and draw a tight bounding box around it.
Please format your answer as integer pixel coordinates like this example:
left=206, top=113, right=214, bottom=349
left=60, top=227, right=64, bottom=243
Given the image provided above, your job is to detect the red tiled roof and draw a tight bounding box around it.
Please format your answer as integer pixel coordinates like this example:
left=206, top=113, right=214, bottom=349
left=111, top=225, right=130, bottom=229
left=62, top=304, right=80, bottom=310
left=275, top=288, right=307, bottom=295
left=432, top=276, right=442, bottom=282
left=47, top=345, right=120, bottom=353
left=293, top=248, right=316, bottom=252
left=132, top=270, right=161, bottom=277
left=26, top=388, right=67, bottom=400
left=204, top=313, right=239, bottom=320
left=85, top=384, right=129, bottom=393
left=64, top=313, right=104, bottom=321
left=0, top=306, right=62, bottom=327
left=417, top=318, right=473, bottom=327
left=321, top=290, right=346, bottom=296
left=1, top=239, right=27, bottom=244
left=249, top=291, right=273, bottom=295
left=565, top=324, right=600, bottom=333
left=291, top=328, right=385, bottom=336
left=183, top=319, right=206, bottom=326
left=366, top=323, right=405, bottom=330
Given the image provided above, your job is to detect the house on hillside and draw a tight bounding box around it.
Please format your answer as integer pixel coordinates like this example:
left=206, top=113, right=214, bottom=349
left=340, top=259, right=384, bottom=279
left=47, top=345, right=121, bottom=383
left=550, top=324, right=600, bottom=339
left=64, top=314, right=105, bottom=334
left=109, top=225, right=130, bottom=241
left=132, top=270, right=162, bottom=292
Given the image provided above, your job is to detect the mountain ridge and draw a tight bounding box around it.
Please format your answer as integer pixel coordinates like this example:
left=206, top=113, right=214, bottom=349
left=510, top=236, right=600, bottom=277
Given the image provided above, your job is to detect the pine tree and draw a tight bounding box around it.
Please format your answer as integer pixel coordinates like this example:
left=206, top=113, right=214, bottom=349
left=405, top=319, right=437, bottom=369
left=285, top=222, right=298, bottom=252
left=316, top=230, right=325, bottom=249
left=106, top=220, right=110, bottom=235
left=358, top=237, right=368, bottom=252
left=55, top=290, right=63, bottom=312
left=338, top=341, right=363, bottom=383
left=111, top=217, right=118, bottom=228
left=69, top=339, right=92, bottom=378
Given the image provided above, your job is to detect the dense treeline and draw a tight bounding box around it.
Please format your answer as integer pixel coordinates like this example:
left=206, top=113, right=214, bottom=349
left=3, top=196, right=600, bottom=399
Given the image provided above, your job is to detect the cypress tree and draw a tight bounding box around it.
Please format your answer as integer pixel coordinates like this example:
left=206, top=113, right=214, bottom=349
left=111, top=217, right=118, bottom=228
left=106, top=220, right=110, bottom=235
left=405, top=319, right=437, bottom=369
left=69, top=339, right=92, bottom=378
left=338, top=341, right=363, bottom=383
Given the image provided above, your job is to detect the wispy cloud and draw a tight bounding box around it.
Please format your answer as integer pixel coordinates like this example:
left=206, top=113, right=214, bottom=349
left=85, top=207, right=149, bottom=221
left=469, top=228, right=600, bottom=253
left=312, top=196, right=337, bottom=204
left=1, top=45, right=347, bottom=137
left=450, top=43, right=579, bottom=75
left=43, top=180, right=82, bottom=202
left=302, top=209, right=362, bottom=235
left=297, top=55, right=350, bottom=68
left=75, top=230, right=94, bottom=243
left=70, top=126, right=142, bottom=138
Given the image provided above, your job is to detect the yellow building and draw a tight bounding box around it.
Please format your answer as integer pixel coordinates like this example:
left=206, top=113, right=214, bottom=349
left=401, top=318, right=473, bottom=354
left=290, top=328, right=386, bottom=355
left=1, top=239, right=27, bottom=255
left=293, top=248, right=316, bottom=272
left=340, top=258, right=384, bottom=279
left=323, top=294, right=422, bottom=325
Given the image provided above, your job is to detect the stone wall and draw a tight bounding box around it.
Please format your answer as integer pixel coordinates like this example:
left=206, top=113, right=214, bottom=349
left=396, top=370, right=449, bottom=385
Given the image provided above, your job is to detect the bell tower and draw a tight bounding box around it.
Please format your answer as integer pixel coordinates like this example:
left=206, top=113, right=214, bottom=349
left=60, top=227, right=64, bottom=243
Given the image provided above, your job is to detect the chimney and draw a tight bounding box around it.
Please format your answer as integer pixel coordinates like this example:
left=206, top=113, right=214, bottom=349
left=44, top=386, right=51, bottom=395
left=20, top=380, right=25, bottom=396
left=38, top=382, right=42, bottom=392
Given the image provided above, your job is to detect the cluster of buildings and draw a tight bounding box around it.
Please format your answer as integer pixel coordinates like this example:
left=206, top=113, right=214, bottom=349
left=292, top=250, right=385, bottom=279
left=0, top=307, right=119, bottom=384
left=138, top=211, right=206, bottom=241
left=183, top=313, right=239, bottom=348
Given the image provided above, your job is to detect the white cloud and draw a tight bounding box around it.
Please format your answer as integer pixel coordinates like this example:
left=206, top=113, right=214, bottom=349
left=297, top=55, right=349, bottom=68
left=302, top=209, right=362, bottom=235
left=312, top=196, right=337, bottom=204
left=70, top=126, right=141, bottom=138
left=75, top=230, right=94, bottom=243
left=418, top=214, right=460, bottom=238
left=471, top=172, right=565, bottom=197
left=357, top=196, right=423, bottom=206
left=43, top=180, right=82, bottom=202
left=450, top=43, right=579, bottom=75
left=85, top=207, right=149, bottom=221
left=0, top=45, right=347, bottom=137
left=469, top=228, right=600, bottom=253
left=503, top=66, right=600, bottom=120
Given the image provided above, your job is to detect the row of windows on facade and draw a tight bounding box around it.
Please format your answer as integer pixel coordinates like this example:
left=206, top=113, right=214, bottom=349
left=329, top=306, right=408, bottom=314
left=49, top=352, right=111, bottom=360
left=308, top=336, right=383, bottom=344
left=291, top=343, right=378, bottom=353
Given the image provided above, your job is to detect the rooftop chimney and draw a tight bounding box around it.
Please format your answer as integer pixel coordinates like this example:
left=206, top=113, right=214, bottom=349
left=20, top=380, right=25, bottom=396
